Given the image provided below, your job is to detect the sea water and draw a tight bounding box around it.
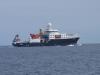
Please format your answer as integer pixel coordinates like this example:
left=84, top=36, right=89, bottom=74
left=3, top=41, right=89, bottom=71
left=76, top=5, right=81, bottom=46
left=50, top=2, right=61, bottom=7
left=0, top=44, right=100, bottom=75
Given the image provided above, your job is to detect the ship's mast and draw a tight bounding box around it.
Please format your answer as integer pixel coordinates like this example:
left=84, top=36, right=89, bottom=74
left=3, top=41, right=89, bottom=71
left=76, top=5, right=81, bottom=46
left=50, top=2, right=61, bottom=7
left=47, top=22, right=52, bottom=30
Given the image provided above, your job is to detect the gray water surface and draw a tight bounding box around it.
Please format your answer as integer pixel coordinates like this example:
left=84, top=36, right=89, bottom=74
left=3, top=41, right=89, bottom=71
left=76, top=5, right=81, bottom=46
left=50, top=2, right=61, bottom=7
left=0, top=44, right=100, bottom=75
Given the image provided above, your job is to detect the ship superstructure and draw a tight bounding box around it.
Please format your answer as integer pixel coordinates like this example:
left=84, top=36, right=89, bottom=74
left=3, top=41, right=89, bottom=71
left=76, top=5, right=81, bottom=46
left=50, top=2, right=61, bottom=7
left=12, top=23, right=80, bottom=47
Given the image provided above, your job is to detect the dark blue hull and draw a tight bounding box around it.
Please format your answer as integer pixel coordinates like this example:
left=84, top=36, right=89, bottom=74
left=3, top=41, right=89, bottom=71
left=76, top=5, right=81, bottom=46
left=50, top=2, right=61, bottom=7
left=12, top=37, right=79, bottom=47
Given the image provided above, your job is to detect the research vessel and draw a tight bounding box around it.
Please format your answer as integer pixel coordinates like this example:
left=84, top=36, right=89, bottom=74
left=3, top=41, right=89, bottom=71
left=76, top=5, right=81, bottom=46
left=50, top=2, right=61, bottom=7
left=12, top=23, right=80, bottom=47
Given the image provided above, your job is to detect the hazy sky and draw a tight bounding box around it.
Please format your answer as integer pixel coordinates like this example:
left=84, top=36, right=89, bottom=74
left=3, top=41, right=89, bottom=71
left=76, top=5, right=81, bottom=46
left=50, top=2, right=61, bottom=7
left=0, top=0, right=100, bottom=45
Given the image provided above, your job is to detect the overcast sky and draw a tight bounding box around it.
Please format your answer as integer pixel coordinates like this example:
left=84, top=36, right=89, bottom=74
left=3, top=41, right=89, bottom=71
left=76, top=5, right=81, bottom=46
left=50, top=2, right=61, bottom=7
left=0, top=0, right=100, bottom=45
